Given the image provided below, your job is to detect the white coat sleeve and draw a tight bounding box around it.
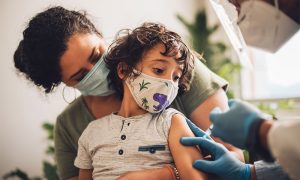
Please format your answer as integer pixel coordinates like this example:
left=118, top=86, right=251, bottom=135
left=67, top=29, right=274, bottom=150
left=268, top=120, right=300, bottom=179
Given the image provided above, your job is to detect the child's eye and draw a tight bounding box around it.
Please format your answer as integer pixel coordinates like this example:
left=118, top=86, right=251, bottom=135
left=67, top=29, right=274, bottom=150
left=153, top=68, right=164, bottom=74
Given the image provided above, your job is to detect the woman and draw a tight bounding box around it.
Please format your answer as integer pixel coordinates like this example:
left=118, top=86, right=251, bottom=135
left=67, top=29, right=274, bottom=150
left=14, top=6, right=230, bottom=180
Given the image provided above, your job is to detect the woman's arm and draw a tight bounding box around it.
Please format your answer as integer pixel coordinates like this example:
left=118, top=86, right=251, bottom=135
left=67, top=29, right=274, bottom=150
left=55, top=117, right=80, bottom=180
left=190, top=89, right=228, bottom=130
left=78, top=169, right=93, bottom=180
left=169, top=113, right=207, bottom=180
left=177, top=58, right=229, bottom=131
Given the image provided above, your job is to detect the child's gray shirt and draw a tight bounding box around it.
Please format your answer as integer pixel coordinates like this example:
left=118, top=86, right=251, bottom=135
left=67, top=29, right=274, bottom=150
left=74, top=108, right=181, bottom=179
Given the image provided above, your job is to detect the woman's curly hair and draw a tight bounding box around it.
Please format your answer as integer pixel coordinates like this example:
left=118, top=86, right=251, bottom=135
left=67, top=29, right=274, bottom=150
left=105, top=22, right=195, bottom=99
left=14, top=6, right=102, bottom=93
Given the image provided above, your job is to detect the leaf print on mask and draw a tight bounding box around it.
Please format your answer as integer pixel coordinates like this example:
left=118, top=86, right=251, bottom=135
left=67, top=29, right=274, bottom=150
left=153, top=93, right=169, bottom=111
left=164, top=82, right=169, bottom=87
left=141, top=97, right=149, bottom=110
left=139, top=80, right=151, bottom=91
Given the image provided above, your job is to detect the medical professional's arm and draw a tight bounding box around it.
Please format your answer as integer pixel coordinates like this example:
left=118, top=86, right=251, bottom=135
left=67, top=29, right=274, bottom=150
left=209, top=99, right=274, bottom=160
left=259, top=120, right=273, bottom=150
left=169, top=114, right=207, bottom=179
left=254, top=160, right=290, bottom=180
left=267, top=120, right=300, bottom=179
left=180, top=135, right=291, bottom=180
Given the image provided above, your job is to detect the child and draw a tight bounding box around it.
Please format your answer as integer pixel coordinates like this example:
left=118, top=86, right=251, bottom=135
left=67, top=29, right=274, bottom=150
left=74, top=22, right=207, bottom=180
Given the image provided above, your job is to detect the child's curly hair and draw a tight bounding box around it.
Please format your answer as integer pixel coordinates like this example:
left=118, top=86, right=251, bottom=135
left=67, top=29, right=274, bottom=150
left=105, top=22, right=195, bottom=99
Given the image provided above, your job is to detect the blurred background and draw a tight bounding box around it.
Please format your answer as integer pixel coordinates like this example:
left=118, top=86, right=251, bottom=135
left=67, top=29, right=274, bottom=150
left=0, top=0, right=299, bottom=179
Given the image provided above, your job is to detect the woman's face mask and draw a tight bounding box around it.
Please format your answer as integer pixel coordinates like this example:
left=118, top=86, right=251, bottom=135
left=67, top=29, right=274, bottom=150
left=237, top=0, right=300, bottom=52
left=74, top=54, right=114, bottom=96
left=125, top=70, right=178, bottom=113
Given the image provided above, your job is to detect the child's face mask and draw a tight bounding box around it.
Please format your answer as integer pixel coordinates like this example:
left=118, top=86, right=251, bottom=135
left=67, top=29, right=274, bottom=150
left=125, top=70, right=179, bottom=113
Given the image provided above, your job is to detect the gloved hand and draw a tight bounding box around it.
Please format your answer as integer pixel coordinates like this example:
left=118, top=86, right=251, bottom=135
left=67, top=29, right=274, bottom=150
left=185, top=118, right=213, bottom=140
left=180, top=137, right=251, bottom=180
left=210, top=99, right=267, bottom=149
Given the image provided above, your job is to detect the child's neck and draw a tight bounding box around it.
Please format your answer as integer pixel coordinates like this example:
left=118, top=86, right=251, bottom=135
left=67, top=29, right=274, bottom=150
left=117, top=86, right=147, bottom=118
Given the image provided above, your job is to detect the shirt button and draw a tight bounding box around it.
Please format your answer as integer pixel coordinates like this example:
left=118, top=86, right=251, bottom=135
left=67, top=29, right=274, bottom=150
left=149, top=147, right=156, bottom=154
left=118, top=149, right=124, bottom=155
left=121, top=135, right=126, bottom=140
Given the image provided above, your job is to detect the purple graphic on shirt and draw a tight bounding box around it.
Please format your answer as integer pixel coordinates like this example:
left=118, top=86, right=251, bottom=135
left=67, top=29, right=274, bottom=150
left=153, top=93, right=168, bottom=111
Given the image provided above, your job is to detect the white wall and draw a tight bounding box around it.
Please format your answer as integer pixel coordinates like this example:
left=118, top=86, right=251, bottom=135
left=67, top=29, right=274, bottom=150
left=0, top=0, right=203, bottom=177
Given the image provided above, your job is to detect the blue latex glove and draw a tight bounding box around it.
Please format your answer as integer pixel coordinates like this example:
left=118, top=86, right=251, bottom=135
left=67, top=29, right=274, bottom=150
left=210, top=99, right=266, bottom=149
left=185, top=119, right=213, bottom=140
left=181, top=137, right=251, bottom=180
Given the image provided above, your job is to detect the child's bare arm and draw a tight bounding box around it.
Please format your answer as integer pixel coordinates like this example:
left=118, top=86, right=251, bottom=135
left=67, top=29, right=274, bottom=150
left=168, top=113, right=207, bottom=180
left=78, top=169, right=93, bottom=180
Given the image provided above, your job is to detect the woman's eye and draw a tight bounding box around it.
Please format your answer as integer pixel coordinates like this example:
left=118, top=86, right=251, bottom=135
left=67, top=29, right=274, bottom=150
left=153, top=68, right=164, bottom=74
left=75, top=75, right=84, bottom=82
left=91, top=54, right=101, bottom=65
left=75, top=72, right=88, bottom=82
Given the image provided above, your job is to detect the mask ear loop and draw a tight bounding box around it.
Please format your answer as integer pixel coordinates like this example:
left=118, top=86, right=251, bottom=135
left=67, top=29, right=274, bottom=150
left=62, top=85, right=77, bottom=104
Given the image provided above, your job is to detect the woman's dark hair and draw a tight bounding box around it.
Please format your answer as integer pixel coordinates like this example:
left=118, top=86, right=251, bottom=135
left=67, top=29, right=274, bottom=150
left=105, top=22, right=195, bottom=99
left=14, top=6, right=102, bottom=93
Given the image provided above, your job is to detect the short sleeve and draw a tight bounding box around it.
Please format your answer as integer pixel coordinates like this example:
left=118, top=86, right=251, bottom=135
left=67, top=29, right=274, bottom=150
left=74, top=127, right=93, bottom=169
left=54, top=96, right=94, bottom=179
left=177, top=59, right=228, bottom=116
left=54, top=117, right=79, bottom=179
left=160, top=108, right=185, bottom=138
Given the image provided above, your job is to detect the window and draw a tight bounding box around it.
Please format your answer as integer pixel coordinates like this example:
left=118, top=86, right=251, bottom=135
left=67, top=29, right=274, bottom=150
left=241, top=31, right=300, bottom=100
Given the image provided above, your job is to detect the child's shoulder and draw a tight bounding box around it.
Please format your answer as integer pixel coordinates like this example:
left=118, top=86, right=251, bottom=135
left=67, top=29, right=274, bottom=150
left=86, top=114, right=112, bottom=129
left=155, top=108, right=186, bottom=123
left=161, top=108, right=184, bottom=117
left=80, top=114, right=113, bottom=139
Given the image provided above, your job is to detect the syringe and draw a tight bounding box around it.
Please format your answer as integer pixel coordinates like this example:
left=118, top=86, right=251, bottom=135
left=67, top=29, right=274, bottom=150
left=202, top=124, right=213, bottom=139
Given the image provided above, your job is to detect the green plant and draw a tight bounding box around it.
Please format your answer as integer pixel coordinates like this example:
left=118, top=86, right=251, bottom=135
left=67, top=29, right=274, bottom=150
left=257, top=99, right=295, bottom=119
left=177, top=9, right=241, bottom=98
left=3, top=122, right=59, bottom=180
left=42, top=122, right=59, bottom=180
left=177, top=9, right=294, bottom=111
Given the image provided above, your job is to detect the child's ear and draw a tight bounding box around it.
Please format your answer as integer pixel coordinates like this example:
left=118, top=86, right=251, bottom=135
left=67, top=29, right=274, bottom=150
left=117, top=62, right=127, bottom=79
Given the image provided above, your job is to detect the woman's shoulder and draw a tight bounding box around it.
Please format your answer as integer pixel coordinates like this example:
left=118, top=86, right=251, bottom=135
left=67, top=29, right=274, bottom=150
left=56, top=96, right=93, bottom=132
